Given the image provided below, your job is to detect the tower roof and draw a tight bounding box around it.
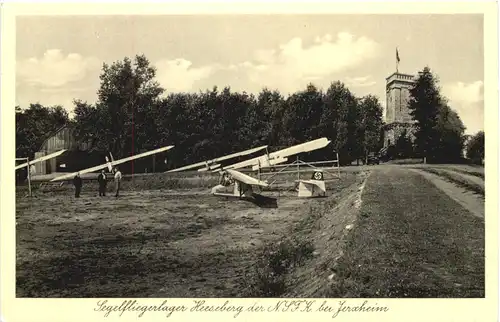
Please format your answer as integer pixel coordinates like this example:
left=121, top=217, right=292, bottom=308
left=386, top=72, right=416, bottom=82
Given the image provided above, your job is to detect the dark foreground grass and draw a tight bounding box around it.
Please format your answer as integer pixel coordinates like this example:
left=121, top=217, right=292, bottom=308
left=242, top=236, right=315, bottom=297
left=328, top=167, right=484, bottom=298
left=420, top=168, right=484, bottom=197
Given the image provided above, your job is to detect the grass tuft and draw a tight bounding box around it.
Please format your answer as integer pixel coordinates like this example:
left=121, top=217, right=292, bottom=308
left=243, top=236, right=315, bottom=297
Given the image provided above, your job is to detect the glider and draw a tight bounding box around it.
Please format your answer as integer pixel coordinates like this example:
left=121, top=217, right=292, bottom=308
left=50, top=145, right=174, bottom=182
left=220, top=137, right=332, bottom=171
left=295, top=169, right=327, bottom=198
left=211, top=168, right=269, bottom=199
left=15, top=149, right=67, bottom=170
left=166, top=145, right=268, bottom=173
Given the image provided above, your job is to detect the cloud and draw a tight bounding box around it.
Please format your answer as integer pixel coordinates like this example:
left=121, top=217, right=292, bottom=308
left=232, top=32, right=381, bottom=94
left=16, top=32, right=381, bottom=111
left=157, top=32, right=380, bottom=94
left=17, top=49, right=100, bottom=87
left=344, top=75, right=377, bottom=88
left=443, top=81, right=484, bottom=104
left=15, top=83, right=92, bottom=116
left=155, top=58, right=216, bottom=92
left=442, top=81, right=484, bottom=134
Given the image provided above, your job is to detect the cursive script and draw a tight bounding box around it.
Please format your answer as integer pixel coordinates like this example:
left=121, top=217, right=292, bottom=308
left=317, top=300, right=389, bottom=318
left=93, top=299, right=389, bottom=319
left=94, top=300, right=187, bottom=317
left=190, top=300, right=244, bottom=318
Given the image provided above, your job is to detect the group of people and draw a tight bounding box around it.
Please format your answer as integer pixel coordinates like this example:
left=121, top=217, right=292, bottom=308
left=72, top=167, right=122, bottom=198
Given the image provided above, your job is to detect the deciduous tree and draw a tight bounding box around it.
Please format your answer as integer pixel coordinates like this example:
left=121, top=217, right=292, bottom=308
left=15, top=103, right=69, bottom=158
left=466, top=131, right=484, bottom=164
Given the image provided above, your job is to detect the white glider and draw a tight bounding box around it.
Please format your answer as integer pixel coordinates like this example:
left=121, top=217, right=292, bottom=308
left=15, top=149, right=67, bottom=170
left=50, top=145, right=174, bottom=182
left=221, top=137, right=331, bottom=171
left=166, top=145, right=268, bottom=173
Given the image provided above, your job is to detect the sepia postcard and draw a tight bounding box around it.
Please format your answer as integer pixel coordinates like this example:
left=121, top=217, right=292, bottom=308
left=1, top=1, right=498, bottom=322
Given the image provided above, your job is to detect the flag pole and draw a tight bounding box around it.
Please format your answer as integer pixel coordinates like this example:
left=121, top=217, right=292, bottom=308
left=396, top=47, right=400, bottom=73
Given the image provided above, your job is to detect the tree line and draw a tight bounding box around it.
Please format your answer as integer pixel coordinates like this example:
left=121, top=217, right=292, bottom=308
left=15, top=55, right=484, bottom=173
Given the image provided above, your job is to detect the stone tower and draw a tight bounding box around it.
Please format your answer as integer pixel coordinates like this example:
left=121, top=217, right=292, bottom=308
left=382, top=72, right=417, bottom=148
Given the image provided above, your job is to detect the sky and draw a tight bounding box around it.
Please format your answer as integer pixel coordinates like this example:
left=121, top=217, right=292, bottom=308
left=16, top=14, right=484, bottom=134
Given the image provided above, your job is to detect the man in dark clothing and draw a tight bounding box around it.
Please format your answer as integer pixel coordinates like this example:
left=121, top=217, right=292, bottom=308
left=97, top=170, right=107, bottom=196
left=73, top=173, right=82, bottom=198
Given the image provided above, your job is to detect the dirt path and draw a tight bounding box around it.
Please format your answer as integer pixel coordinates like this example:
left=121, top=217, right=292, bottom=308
left=410, top=169, right=484, bottom=219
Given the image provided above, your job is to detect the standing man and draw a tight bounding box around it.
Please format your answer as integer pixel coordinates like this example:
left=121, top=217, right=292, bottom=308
left=73, top=172, right=82, bottom=198
left=114, top=167, right=122, bottom=197
left=97, top=169, right=107, bottom=196
left=29, top=164, right=36, bottom=177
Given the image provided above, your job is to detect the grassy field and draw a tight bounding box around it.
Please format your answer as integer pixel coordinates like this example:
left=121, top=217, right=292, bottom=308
left=16, top=170, right=360, bottom=297
left=16, top=163, right=485, bottom=298
left=384, top=158, right=424, bottom=165
left=326, top=166, right=484, bottom=297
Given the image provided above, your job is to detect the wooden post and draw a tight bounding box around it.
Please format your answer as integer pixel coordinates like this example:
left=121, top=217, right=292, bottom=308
left=337, top=152, right=341, bottom=179
left=297, top=156, right=300, bottom=181
left=27, top=158, right=32, bottom=197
